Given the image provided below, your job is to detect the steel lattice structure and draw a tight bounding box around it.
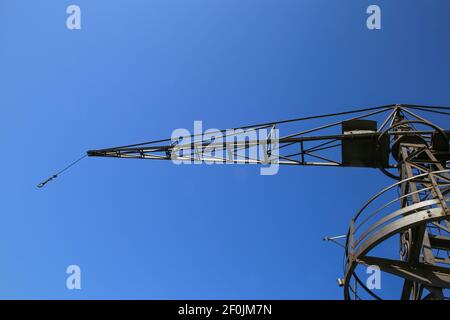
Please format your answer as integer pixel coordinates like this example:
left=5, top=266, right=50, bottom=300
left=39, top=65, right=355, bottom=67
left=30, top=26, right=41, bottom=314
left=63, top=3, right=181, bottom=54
left=87, top=104, right=450, bottom=300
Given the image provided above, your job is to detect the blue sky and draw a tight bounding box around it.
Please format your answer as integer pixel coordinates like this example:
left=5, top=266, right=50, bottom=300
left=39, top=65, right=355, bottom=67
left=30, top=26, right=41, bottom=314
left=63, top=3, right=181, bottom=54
left=0, top=0, right=449, bottom=299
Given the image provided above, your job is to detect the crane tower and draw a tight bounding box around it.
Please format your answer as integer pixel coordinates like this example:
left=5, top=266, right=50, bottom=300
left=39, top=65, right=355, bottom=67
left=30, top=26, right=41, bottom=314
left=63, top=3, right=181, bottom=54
left=87, top=104, right=450, bottom=300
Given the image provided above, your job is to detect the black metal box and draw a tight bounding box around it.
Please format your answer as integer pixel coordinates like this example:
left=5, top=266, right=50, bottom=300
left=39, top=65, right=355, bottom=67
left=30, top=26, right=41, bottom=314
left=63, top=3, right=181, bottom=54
left=341, top=120, right=389, bottom=168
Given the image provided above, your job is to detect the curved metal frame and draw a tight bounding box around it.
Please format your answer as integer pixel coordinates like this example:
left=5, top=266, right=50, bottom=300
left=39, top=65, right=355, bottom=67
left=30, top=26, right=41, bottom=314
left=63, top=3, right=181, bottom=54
left=344, top=169, right=450, bottom=300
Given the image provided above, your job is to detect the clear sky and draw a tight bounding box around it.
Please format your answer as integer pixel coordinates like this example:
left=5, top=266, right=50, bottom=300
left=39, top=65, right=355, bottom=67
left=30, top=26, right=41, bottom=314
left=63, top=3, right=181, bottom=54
left=0, top=0, right=449, bottom=299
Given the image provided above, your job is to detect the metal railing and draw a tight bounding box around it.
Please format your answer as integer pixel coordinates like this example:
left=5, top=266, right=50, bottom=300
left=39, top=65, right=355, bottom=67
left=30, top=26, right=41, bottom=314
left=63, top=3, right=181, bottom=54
left=343, top=169, right=450, bottom=299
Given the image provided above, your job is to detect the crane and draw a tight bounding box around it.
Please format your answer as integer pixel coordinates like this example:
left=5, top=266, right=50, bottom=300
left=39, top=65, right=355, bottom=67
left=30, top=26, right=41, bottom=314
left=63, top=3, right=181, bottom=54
left=48, top=104, right=450, bottom=299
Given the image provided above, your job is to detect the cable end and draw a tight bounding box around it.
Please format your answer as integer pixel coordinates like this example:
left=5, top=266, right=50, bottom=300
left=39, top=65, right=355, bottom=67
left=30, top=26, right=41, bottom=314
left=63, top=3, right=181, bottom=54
left=36, top=175, right=58, bottom=189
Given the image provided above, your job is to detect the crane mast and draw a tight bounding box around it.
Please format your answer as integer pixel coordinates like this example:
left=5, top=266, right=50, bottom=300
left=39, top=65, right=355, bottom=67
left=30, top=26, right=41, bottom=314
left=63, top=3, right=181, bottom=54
left=87, top=104, right=450, bottom=300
